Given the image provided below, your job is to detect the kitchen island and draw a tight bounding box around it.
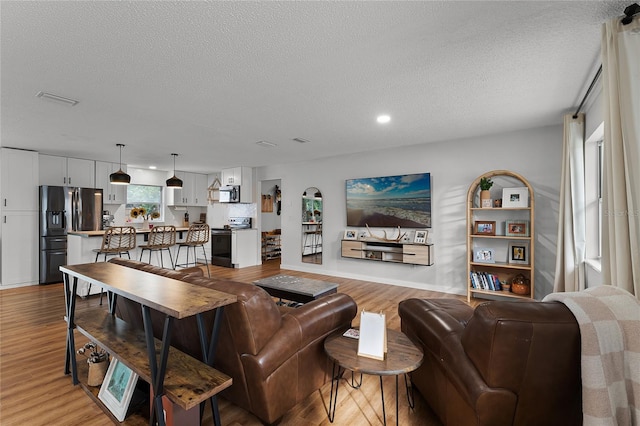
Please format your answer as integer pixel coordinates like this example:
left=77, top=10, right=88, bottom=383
left=68, top=226, right=191, bottom=297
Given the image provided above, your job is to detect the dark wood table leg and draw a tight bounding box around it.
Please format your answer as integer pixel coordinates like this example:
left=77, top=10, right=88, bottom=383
left=328, top=361, right=343, bottom=423
left=196, top=308, right=224, bottom=426
left=107, top=291, right=118, bottom=315
left=396, top=375, right=399, bottom=425
left=63, top=273, right=79, bottom=385
left=142, top=305, right=173, bottom=426
left=379, top=376, right=387, bottom=426
left=405, top=373, right=416, bottom=409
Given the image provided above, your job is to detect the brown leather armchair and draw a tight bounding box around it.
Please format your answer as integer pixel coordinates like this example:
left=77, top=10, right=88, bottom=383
left=398, top=298, right=582, bottom=426
left=109, top=258, right=357, bottom=424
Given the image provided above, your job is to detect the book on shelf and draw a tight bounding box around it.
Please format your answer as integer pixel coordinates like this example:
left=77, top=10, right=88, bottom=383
left=470, top=271, right=502, bottom=291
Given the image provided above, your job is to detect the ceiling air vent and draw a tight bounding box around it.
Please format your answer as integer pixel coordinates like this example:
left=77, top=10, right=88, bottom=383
left=293, top=137, right=310, bottom=144
left=36, top=91, right=79, bottom=106
left=256, top=140, right=277, bottom=148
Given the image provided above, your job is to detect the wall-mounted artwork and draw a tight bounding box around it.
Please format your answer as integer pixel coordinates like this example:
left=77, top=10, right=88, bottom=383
left=346, top=172, right=431, bottom=228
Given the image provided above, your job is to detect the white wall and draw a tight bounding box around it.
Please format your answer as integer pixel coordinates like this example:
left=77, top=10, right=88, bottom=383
left=256, top=124, right=563, bottom=299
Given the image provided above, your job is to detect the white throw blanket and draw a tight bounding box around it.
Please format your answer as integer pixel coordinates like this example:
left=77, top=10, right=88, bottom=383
left=543, top=286, right=640, bottom=426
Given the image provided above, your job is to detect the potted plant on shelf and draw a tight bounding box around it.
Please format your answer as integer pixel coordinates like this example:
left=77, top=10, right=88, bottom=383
left=78, top=341, right=109, bottom=386
left=479, top=177, right=493, bottom=208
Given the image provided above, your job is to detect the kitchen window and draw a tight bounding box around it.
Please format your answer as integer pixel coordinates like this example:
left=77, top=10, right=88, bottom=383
left=126, top=185, right=163, bottom=222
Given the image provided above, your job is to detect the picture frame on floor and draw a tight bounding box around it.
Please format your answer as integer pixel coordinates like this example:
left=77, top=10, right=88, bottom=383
left=98, top=357, right=139, bottom=422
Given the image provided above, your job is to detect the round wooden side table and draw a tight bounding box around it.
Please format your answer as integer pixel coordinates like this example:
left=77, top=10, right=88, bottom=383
left=324, top=328, right=423, bottom=425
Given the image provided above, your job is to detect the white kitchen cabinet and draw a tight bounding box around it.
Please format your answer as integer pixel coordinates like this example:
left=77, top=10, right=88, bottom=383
left=95, top=161, right=127, bottom=204
left=167, top=171, right=208, bottom=206
left=194, top=173, right=208, bottom=206
left=1, top=148, right=39, bottom=211
left=231, top=229, right=259, bottom=268
left=167, top=171, right=189, bottom=206
left=221, top=167, right=242, bottom=185
left=39, top=154, right=95, bottom=188
left=221, top=167, right=253, bottom=203
left=1, top=211, right=39, bottom=287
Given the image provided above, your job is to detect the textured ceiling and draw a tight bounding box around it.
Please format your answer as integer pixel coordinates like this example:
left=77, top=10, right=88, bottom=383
left=0, top=1, right=629, bottom=174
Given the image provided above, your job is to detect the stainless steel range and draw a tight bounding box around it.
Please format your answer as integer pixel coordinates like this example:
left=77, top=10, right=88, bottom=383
left=210, top=217, right=252, bottom=267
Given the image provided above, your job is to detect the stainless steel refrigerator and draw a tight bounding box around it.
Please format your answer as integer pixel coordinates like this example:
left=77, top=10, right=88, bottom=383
left=39, top=185, right=103, bottom=284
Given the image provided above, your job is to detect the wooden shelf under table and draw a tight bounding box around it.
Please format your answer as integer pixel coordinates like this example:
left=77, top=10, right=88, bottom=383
left=74, top=310, right=232, bottom=411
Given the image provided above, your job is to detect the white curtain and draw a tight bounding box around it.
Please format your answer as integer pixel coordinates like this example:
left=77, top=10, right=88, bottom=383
left=553, top=113, right=586, bottom=293
left=601, top=15, right=640, bottom=297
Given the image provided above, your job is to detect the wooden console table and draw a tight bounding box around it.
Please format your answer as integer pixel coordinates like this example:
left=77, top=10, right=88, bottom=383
left=61, top=262, right=237, bottom=426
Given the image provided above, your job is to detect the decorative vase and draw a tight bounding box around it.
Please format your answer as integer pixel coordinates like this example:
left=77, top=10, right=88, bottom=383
left=142, top=218, right=150, bottom=230
left=87, top=359, right=108, bottom=386
left=511, top=274, right=530, bottom=295
left=480, top=190, right=492, bottom=208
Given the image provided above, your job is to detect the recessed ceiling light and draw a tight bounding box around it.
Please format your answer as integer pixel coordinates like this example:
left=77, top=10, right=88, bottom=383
left=256, top=140, right=277, bottom=148
left=149, top=166, right=157, bottom=170
left=36, top=91, right=79, bottom=106
left=377, top=115, right=391, bottom=124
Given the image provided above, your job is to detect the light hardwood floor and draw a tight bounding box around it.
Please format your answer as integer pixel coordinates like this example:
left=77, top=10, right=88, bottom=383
left=0, top=260, right=476, bottom=425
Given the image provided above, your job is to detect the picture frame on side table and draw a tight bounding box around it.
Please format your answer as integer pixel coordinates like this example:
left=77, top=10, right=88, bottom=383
left=505, top=220, right=530, bottom=237
left=414, top=230, right=428, bottom=244
left=343, top=230, right=358, bottom=240
left=474, top=221, right=496, bottom=236
left=508, top=242, right=529, bottom=265
left=98, top=358, right=139, bottom=422
left=473, top=248, right=495, bottom=263
left=502, top=187, right=529, bottom=208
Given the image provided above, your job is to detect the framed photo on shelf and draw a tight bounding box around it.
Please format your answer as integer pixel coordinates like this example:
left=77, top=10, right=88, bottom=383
left=414, top=230, right=428, bottom=244
left=502, top=187, right=529, bottom=208
left=98, top=358, right=139, bottom=422
left=473, top=248, right=495, bottom=263
left=343, top=230, right=358, bottom=240
left=505, top=220, right=530, bottom=237
left=508, top=242, right=529, bottom=265
left=474, top=221, right=496, bottom=235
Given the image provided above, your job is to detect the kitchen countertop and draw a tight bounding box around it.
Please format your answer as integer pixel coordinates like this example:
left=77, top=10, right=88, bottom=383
left=68, top=226, right=191, bottom=238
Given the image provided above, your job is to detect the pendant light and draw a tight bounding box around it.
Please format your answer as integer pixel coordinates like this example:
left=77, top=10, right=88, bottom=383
left=109, top=143, right=131, bottom=185
left=166, top=153, right=183, bottom=188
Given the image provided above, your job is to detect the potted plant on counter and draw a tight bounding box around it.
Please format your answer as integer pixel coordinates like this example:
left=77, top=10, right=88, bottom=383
left=130, top=205, right=160, bottom=230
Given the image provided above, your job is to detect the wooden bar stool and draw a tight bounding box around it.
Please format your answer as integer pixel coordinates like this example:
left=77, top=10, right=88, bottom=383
left=138, top=225, right=176, bottom=269
left=90, top=226, right=137, bottom=304
left=175, top=223, right=210, bottom=277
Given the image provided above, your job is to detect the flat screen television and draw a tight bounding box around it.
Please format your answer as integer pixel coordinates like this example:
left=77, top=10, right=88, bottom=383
left=346, top=172, right=431, bottom=228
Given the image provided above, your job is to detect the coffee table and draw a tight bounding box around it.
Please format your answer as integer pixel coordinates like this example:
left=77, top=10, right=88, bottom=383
left=253, top=274, right=338, bottom=304
left=324, top=328, right=423, bottom=425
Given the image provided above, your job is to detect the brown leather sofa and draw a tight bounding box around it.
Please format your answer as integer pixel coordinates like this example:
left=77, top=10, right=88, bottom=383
left=398, top=298, right=582, bottom=426
left=108, top=258, right=357, bottom=424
